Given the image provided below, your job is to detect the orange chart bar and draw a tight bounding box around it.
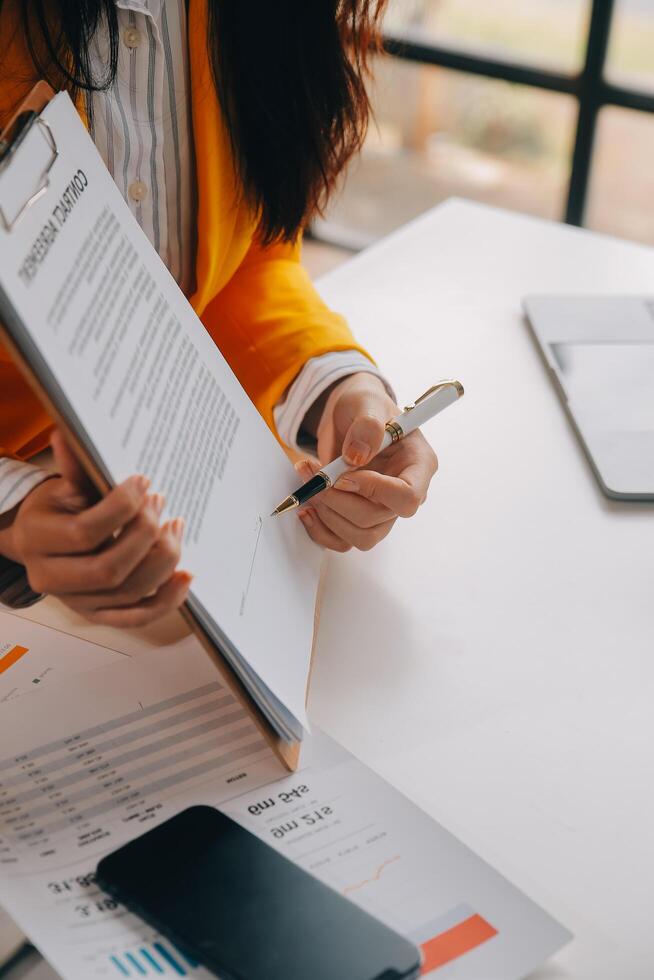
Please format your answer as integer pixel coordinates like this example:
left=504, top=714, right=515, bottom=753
left=0, top=645, right=29, bottom=674
left=421, top=914, right=498, bottom=974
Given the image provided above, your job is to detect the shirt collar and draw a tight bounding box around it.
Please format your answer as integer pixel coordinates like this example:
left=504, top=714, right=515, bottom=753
left=115, top=0, right=161, bottom=21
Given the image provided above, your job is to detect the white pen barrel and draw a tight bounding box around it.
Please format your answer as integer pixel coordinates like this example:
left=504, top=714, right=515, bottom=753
left=396, top=382, right=461, bottom=436
left=319, top=381, right=462, bottom=488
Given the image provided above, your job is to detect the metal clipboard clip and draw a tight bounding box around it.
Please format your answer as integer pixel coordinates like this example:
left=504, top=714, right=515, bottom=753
left=0, top=112, right=59, bottom=233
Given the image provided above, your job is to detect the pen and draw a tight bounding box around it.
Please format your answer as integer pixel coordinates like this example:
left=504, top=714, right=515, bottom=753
left=271, top=379, right=464, bottom=517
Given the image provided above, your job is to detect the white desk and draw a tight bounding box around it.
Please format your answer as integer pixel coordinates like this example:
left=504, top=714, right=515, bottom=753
left=310, top=201, right=654, bottom=980
left=15, top=200, right=654, bottom=980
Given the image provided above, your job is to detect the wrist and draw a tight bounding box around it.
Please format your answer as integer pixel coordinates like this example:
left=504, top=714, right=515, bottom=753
left=0, top=504, right=24, bottom=564
left=0, top=476, right=54, bottom=565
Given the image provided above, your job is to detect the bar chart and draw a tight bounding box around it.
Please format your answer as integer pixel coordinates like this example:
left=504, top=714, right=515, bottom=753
left=0, top=644, right=29, bottom=674
left=0, top=611, right=122, bottom=703
left=109, top=941, right=199, bottom=976
left=409, top=905, right=498, bottom=974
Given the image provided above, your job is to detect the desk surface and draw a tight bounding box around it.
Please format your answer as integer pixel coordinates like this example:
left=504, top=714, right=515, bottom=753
left=16, top=200, right=654, bottom=980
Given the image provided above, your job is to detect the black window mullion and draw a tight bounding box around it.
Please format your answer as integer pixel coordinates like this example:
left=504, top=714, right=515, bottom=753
left=379, top=0, right=654, bottom=238
left=382, top=36, right=577, bottom=96
left=307, top=1, right=654, bottom=252
left=599, top=82, right=654, bottom=117
left=565, top=0, right=616, bottom=226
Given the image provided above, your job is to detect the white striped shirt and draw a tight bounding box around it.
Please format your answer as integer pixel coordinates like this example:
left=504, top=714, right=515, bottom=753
left=0, top=0, right=384, bottom=604
left=87, top=0, right=196, bottom=295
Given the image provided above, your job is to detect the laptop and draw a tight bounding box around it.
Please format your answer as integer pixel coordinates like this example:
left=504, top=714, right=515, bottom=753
left=523, top=296, right=654, bottom=501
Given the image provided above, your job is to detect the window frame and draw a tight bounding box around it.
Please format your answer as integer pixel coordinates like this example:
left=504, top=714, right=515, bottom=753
left=382, top=0, right=654, bottom=227
left=311, top=0, right=654, bottom=248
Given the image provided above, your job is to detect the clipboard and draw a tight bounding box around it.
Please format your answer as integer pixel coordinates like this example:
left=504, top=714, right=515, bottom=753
left=0, top=82, right=58, bottom=232
left=0, top=85, right=326, bottom=773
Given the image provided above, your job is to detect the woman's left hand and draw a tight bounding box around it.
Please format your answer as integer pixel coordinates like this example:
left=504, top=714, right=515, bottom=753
left=296, top=372, right=438, bottom=552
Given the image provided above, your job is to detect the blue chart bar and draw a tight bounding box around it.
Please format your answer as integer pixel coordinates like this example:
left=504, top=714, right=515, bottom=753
left=139, top=948, right=164, bottom=974
left=153, top=943, right=187, bottom=975
left=110, top=942, right=195, bottom=976
left=125, top=952, right=147, bottom=975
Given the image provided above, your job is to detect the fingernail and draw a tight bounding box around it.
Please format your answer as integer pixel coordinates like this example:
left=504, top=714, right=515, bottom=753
left=298, top=508, right=314, bottom=528
left=297, top=460, right=315, bottom=480
left=134, top=474, right=151, bottom=493
left=337, top=477, right=359, bottom=493
left=172, top=517, right=185, bottom=539
left=150, top=493, right=165, bottom=515
left=345, top=440, right=370, bottom=466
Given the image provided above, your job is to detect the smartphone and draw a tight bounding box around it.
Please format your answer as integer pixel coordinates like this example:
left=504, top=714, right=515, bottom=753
left=96, top=806, right=421, bottom=980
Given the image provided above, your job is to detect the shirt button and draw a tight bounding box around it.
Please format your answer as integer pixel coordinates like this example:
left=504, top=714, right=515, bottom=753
left=128, top=180, right=148, bottom=203
left=123, top=27, right=141, bottom=49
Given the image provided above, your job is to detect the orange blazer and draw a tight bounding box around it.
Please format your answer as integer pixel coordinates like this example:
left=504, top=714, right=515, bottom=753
left=0, top=0, right=370, bottom=461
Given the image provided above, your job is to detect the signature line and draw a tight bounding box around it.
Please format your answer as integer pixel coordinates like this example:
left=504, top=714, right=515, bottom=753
left=240, top=517, right=263, bottom=616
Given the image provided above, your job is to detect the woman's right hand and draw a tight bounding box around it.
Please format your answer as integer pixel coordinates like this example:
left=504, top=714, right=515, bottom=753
left=3, top=431, right=191, bottom=627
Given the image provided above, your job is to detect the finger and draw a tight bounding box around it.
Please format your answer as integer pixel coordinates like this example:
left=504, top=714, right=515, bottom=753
left=295, top=459, right=393, bottom=529
left=115, top=517, right=184, bottom=599
left=30, top=497, right=166, bottom=594
left=335, top=468, right=427, bottom=518
left=328, top=377, right=393, bottom=467
left=81, top=571, right=193, bottom=628
left=295, top=458, right=321, bottom=479
left=50, top=429, right=97, bottom=503
left=313, top=500, right=396, bottom=551
left=321, top=484, right=394, bottom=529
left=66, top=519, right=184, bottom=609
left=37, top=479, right=156, bottom=555
left=72, top=481, right=158, bottom=551
left=297, top=507, right=351, bottom=553
left=342, top=406, right=386, bottom=467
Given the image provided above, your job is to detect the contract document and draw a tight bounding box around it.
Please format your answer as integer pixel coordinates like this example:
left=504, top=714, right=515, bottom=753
left=0, top=631, right=571, bottom=980
left=0, top=91, right=322, bottom=761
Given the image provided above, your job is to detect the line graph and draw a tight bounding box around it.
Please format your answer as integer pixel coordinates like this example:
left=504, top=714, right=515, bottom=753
left=342, top=855, right=401, bottom=895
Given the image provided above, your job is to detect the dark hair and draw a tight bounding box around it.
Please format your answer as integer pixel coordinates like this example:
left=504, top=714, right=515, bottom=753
left=13, top=0, right=387, bottom=243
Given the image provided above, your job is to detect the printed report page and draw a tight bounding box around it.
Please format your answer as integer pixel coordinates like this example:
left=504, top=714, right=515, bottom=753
left=0, top=93, right=322, bottom=731
left=0, top=639, right=570, bottom=980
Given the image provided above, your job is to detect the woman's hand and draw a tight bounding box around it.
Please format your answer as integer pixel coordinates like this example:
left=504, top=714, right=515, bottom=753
left=2, top=431, right=191, bottom=626
left=296, top=372, right=438, bottom=552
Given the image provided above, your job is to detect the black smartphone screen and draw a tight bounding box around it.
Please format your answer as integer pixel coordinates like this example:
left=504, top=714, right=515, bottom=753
left=97, top=806, right=421, bottom=980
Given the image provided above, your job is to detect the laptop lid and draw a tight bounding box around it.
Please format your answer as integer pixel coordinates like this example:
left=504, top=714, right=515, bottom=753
left=523, top=296, right=654, bottom=500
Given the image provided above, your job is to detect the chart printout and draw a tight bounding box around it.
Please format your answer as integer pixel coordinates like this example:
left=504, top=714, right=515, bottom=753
left=0, top=612, right=124, bottom=704
left=0, top=643, right=570, bottom=979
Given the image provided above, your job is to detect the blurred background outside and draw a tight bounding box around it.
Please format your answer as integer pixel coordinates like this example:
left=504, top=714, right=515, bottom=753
left=306, top=0, right=654, bottom=274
